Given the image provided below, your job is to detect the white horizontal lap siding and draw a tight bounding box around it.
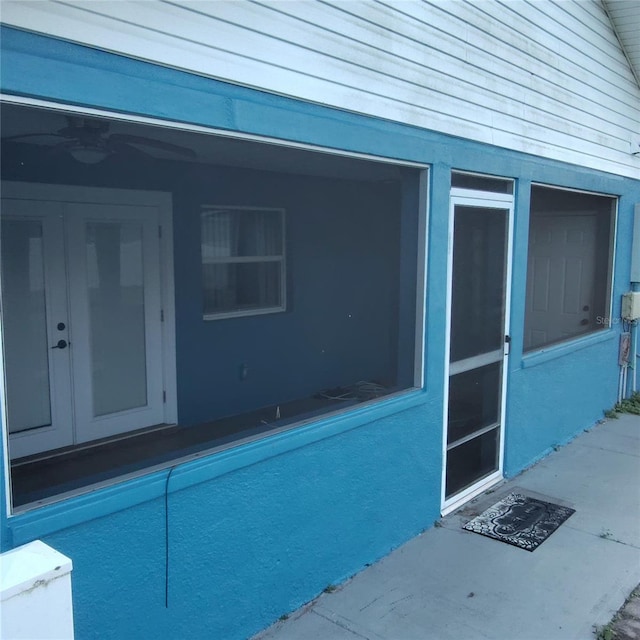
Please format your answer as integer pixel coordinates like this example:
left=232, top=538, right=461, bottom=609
left=464, top=1, right=636, bottom=110
left=255, top=0, right=631, bottom=147
left=604, top=0, right=640, bottom=84
left=161, top=0, right=629, bottom=156
left=1, top=0, right=638, bottom=178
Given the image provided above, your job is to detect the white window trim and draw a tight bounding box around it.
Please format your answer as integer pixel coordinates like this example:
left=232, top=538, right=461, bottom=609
left=201, top=205, right=286, bottom=320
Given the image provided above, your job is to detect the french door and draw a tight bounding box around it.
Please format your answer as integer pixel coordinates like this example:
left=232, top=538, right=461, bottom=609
left=442, top=190, right=513, bottom=512
left=2, top=187, right=167, bottom=459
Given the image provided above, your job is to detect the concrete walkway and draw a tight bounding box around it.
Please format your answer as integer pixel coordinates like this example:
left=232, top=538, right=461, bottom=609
left=255, top=414, right=640, bottom=640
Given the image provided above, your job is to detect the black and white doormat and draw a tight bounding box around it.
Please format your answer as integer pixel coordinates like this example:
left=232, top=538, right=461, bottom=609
left=463, top=492, right=575, bottom=551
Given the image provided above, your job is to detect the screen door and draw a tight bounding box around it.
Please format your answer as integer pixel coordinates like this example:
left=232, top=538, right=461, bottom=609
left=443, top=191, right=513, bottom=509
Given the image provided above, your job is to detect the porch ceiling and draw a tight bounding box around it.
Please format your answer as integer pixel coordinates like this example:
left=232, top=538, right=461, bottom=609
left=0, top=102, right=402, bottom=182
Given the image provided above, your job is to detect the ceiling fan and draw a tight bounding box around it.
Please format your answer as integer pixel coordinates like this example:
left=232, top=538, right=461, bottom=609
left=3, top=116, right=197, bottom=164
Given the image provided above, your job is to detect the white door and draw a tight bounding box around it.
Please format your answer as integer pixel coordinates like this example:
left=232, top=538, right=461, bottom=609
left=1, top=201, right=74, bottom=456
left=66, top=203, right=165, bottom=444
left=442, top=190, right=513, bottom=513
left=2, top=189, right=168, bottom=459
left=525, top=214, right=597, bottom=350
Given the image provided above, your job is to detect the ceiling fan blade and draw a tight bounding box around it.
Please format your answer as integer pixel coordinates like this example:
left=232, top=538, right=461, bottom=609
left=58, top=119, right=109, bottom=138
left=107, top=139, right=150, bottom=157
left=2, top=133, right=67, bottom=143
left=53, top=140, right=98, bottom=152
left=109, top=134, right=196, bottom=158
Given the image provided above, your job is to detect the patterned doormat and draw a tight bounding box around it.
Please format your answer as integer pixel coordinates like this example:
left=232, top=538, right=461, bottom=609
left=463, top=492, right=575, bottom=551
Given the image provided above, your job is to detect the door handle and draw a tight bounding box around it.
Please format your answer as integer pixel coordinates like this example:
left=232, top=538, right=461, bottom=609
left=51, top=339, right=69, bottom=349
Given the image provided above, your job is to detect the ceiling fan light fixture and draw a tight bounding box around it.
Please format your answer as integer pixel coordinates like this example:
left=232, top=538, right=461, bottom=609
left=68, top=145, right=110, bottom=164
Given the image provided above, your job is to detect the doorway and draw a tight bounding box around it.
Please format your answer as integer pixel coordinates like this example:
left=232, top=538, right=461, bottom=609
left=525, top=214, right=598, bottom=349
left=442, top=188, right=513, bottom=513
left=1, top=183, right=175, bottom=460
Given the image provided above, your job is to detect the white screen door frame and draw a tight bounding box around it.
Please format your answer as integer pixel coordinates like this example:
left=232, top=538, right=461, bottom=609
left=2, top=182, right=177, bottom=460
left=441, top=188, right=514, bottom=515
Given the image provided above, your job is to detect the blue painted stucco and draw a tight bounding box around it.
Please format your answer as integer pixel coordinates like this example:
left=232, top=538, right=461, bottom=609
left=37, top=405, right=440, bottom=639
left=1, top=26, right=639, bottom=640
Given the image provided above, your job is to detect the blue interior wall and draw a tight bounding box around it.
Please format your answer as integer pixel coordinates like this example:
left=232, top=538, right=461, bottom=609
left=174, top=169, right=405, bottom=424
left=1, top=26, right=639, bottom=640
left=1, top=145, right=407, bottom=424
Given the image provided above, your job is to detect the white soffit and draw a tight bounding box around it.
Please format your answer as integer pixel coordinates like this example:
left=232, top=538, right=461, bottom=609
left=603, top=0, right=640, bottom=86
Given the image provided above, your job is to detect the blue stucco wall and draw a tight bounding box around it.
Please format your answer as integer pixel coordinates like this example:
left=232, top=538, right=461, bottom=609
left=37, top=405, right=440, bottom=639
left=1, top=26, right=639, bottom=640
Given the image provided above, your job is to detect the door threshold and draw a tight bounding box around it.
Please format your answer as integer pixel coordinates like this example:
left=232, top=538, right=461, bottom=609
left=441, top=472, right=503, bottom=516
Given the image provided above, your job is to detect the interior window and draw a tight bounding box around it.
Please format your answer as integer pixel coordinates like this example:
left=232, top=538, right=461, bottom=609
left=524, top=185, right=616, bottom=352
left=201, top=207, right=285, bottom=319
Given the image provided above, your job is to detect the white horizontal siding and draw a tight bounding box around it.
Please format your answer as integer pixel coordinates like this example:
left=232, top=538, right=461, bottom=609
left=1, top=0, right=639, bottom=178
left=604, top=0, right=640, bottom=85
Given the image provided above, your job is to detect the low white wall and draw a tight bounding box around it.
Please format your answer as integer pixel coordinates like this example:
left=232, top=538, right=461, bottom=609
left=1, top=540, right=74, bottom=640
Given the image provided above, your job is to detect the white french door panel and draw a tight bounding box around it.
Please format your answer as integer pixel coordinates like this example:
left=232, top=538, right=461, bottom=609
left=66, top=203, right=165, bottom=443
left=1, top=200, right=74, bottom=458
left=2, top=183, right=175, bottom=460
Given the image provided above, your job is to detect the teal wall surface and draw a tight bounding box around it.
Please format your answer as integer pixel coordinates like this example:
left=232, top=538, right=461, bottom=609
left=1, top=26, right=639, bottom=640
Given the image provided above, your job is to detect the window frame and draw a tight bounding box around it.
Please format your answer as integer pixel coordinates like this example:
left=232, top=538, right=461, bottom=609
left=523, top=183, right=618, bottom=353
left=1, top=96, right=430, bottom=520
left=200, top=205, right=287, bottom=321
left=451, top=170, right=514, bottom=194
